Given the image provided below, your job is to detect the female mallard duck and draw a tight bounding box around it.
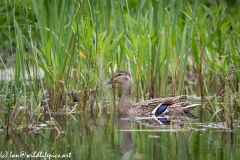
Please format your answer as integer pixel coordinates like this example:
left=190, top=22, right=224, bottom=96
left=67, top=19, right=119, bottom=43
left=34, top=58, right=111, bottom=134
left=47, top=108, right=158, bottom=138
left=105, top=71, right=200, bottom=116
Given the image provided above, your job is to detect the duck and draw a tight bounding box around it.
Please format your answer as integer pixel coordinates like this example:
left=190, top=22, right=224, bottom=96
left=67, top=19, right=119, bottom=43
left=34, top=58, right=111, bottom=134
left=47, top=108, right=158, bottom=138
left=105, top=71, right=200, bottom=116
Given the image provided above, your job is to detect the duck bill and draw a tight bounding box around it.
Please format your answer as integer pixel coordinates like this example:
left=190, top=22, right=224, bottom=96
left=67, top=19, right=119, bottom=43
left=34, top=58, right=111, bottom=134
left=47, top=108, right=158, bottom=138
left=104, top=78, right=115, bottom=85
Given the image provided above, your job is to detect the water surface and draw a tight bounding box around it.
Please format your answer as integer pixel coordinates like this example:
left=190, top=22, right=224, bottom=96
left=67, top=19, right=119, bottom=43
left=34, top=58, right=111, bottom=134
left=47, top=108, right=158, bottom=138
left=0, top=108, right=240, bottom=160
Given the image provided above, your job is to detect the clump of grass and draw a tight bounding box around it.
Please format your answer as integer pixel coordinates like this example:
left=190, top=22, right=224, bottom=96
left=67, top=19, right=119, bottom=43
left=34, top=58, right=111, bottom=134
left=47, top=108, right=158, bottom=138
left=0, top=0, right=239, bottom=129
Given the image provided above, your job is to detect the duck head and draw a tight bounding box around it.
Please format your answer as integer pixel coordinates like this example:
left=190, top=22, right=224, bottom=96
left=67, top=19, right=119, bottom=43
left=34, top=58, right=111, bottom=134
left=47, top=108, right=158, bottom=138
left=105, top=71, right=132, bottom=85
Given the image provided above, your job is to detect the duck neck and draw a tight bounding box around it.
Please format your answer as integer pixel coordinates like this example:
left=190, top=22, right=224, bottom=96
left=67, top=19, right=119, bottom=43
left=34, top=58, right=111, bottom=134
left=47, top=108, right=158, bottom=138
left=118, top=81, right=132, bottom=115
left=122, top=82, right=132, bottom=98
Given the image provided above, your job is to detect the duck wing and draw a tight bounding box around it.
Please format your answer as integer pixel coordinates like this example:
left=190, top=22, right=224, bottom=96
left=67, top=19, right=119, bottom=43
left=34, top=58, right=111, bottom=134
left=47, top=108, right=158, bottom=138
left=158, top=102, right=201, bottom=116
left=128, top=96, right=181, bottom=116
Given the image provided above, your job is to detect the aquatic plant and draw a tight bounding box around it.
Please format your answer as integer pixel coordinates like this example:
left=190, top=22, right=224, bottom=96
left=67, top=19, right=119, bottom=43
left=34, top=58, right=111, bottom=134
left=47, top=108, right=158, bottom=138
left=0, top=0, right=239, bottom=128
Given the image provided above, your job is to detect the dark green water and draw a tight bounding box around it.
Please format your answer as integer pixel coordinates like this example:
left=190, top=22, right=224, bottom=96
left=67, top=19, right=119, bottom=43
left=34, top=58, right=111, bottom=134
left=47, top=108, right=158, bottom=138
left=0, top=109, right=240, bottom=160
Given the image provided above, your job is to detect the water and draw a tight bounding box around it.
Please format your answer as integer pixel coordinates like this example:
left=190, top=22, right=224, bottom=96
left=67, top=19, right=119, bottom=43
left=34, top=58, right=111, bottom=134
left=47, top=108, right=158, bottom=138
left=1, top=108, right=240, bottom=160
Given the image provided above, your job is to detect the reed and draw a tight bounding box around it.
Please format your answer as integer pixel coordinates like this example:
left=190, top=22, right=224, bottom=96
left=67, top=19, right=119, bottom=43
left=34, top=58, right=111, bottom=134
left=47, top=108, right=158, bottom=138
left=0, top=0, right=239, bottom=124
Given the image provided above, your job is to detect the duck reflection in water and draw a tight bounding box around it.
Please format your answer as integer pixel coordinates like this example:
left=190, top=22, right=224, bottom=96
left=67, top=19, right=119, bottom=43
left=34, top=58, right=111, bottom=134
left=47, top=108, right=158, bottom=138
left=116, top=113, right=197, bottom=159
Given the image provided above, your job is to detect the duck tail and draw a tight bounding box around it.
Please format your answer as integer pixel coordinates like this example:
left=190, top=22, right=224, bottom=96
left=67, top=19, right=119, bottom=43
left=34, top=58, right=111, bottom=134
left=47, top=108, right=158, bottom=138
left=182, top=104, right=201, bottom=112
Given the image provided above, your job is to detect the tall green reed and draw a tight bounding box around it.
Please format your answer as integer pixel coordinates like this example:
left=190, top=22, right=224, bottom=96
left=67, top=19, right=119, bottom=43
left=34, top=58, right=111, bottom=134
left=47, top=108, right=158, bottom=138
left=2, top=0, right=239, bottom=122
left=30, top=0, right=78, bottom=110
left=189, top=3, right=240, bottom=122
left=109, top=0, right=199, bottom=99
left=0, top=0, right=45, bottom=128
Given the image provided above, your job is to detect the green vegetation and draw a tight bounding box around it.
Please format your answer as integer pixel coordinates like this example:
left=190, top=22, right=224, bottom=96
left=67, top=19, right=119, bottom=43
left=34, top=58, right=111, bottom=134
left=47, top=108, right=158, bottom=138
left=0, top=0, right=239, bottom=129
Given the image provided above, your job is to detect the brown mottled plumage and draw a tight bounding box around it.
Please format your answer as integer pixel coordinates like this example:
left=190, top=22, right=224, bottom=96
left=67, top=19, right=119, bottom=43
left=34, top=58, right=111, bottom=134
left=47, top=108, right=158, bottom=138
left=105, top=71, right=200, bottom=116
